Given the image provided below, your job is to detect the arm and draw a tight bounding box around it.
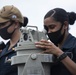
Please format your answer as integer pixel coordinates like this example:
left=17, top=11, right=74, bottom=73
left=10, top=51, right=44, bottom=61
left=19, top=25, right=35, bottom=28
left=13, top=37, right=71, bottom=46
left=61, top=56, right=76, bottom=75
left=35, top=39, right=76, bottom=75
left=57, top=50, right=76, bottom=75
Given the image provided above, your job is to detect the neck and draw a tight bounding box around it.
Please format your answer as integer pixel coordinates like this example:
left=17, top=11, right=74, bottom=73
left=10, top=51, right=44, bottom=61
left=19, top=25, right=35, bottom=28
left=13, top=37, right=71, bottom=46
left=8, top=29, right=21, bottom=50
left=58, top=32, right=69, bottom=48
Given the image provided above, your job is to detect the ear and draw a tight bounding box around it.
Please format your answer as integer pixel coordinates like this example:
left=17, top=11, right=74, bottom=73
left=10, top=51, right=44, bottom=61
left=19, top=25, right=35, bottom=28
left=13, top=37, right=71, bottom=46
left=63, top=21, right=68, bottom=30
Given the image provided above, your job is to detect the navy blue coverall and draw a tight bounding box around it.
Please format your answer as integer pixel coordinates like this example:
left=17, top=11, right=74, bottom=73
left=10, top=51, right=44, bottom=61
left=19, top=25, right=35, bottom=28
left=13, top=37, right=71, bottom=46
left=51, top=34, right=76, bottom=75
left=0, top=41, right=17, bottom=75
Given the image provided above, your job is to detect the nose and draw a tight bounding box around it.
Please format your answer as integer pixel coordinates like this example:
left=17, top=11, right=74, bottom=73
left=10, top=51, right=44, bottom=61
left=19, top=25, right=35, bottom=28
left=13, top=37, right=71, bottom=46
left=47, top=29, right=52, bottom=33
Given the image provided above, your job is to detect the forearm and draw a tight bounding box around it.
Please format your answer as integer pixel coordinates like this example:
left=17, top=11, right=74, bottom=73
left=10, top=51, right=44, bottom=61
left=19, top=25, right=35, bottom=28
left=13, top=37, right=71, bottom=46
left=55, top=49, right=76, bottom=75
left=61, top=56, right=76, bottom=75
left=56, top=51, right=76, bottom=75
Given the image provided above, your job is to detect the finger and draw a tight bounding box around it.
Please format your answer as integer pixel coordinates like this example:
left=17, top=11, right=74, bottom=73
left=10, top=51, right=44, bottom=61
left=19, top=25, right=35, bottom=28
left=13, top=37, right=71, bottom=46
left=0, top=50, right=2, bottom=52
left=35, top=41, right=48, bottom=46
left=40, top=39, right=49, bottom=43
left=35, top=44, right=46, bottom=48
left=41, top=50, right=50, bottom=54
left=35, top=42, right=53, bottom=49
left=35, top=39, right=52, bottom=46
left=35, top=41, right=44, bottom=45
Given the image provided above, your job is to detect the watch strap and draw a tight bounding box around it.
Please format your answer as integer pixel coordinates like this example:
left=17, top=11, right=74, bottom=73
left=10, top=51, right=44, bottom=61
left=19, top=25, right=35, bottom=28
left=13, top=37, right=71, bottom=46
left=57, top=52, right=67, bottom=61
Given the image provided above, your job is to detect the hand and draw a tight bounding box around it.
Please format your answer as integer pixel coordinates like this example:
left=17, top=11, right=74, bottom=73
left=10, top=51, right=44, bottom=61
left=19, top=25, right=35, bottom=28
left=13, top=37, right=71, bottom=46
left=35, top=39, right=63, bottom=56
left=0, top=50, right=2, bottom=53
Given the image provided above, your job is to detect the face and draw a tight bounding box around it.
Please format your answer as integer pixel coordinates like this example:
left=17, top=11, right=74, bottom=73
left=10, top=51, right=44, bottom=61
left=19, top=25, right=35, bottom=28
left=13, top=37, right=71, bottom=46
left=0, top=21, right=15, bottom=33
left=0, top=21, right=16, bottom=40
left=44, top=17, right=64, bottom=33
left=44, top=17, right=66, bottom=46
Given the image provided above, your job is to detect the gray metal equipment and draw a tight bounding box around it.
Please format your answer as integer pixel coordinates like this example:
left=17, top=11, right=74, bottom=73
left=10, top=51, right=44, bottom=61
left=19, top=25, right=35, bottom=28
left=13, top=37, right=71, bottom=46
left=11, top=26, right=53, bottom=75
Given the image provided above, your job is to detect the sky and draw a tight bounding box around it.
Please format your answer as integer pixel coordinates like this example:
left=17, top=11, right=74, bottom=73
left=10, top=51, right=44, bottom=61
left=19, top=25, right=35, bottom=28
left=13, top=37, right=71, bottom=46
left=0, top=0, right=76, bottom=43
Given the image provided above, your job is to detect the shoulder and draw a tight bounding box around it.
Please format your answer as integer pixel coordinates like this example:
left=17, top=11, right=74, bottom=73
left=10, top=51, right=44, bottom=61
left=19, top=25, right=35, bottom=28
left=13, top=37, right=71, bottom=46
left=62, top=34, right=76, bottom=49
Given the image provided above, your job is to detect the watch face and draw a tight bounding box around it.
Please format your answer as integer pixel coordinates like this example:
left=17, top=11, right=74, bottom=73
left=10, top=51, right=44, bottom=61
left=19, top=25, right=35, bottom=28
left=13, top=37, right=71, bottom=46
left=66, top=52, right=73, bottom=59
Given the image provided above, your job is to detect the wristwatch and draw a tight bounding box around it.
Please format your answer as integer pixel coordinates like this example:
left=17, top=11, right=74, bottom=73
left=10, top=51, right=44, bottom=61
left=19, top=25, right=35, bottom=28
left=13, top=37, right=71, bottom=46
left=57, top=52, right=67, bottom=61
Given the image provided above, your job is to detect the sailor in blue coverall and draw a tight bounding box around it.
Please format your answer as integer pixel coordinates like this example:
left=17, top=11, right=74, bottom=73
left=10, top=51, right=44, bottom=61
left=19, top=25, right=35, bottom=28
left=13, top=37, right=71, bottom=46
left=0, top=5, right=28, bottom=75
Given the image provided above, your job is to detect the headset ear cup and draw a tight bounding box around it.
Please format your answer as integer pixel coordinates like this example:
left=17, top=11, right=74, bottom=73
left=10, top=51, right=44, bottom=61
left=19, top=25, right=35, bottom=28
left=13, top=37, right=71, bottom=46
left=23, top=17, right=28, bottom=27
